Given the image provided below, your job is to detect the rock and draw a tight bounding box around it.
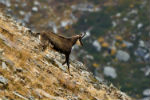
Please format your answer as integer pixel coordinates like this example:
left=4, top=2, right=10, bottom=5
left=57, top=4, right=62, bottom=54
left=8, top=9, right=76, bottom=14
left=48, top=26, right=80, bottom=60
left=0, top=56, right=14, bottom=67
left=131, top=20, right=136, bottom=25
left=112, top=21, right=117, bottom=27
left=0, top=0, right=11, bottom=7
left=34, top=1, right=40, bottom=6
left=116, top=13, right=121, bottom=17
left=116, top=50, right=130, bottom=62
left=123, top=17, right=128, bottom=21
left=135, top=48, right=147, bottom=57
left=71, top=3, right=98, bottom=12
left=141, top=97, right=150, bottom=100
left=35, top=89, right=65, bottom=100
left=144, top=53, right=150, bottom=62
left=72, top=60, right=84, bottom=69
left=92, top=40, right=101, bottom=51
left=123, top=41, right=133, bottom=48
left=0, top=48, right=4, bottom=55
left=13, top=91, right=28, bottom=100
left=32, top=7, right=38, bottom=12
left=61, top=20, right=73, bottom=27
left=85, top=54, right=94, bottom=60
left=28, top=96, right=35, bottom=100
left=23, top=12, right=31, bottom=23
left=129, top=9, right=138, bottom=14
left=1, top=97, right=9, bottom=100
left=19, top=11, right=25, bottom=16
left=2, top=62, right=8, bottom=69
left=15, top=68, right=24, bottom=73
left=54, top=59, right=67, bottom=72
left=141, top=66, right=150, bottom=76
left=0, top=76, right=8, bottom=85
left=143, top=89, right=150, bottom=96
left=104, top=66, right=117, bottom=79
left=95, top=76, right=104, bottom=82
left=139, top=40, right=145, bottom=47
left=48, top=21, right=58, bottom=33
left=137, top=23, right=143, bottom=29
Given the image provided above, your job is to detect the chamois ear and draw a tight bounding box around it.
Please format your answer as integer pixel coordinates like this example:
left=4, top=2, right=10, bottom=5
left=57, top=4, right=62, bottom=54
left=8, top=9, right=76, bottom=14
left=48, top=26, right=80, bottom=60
left=81, top=32, right=86, bottom=38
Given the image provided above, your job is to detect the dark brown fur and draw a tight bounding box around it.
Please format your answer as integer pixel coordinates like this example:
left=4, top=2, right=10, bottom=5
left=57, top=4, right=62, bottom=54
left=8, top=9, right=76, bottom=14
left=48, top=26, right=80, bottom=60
left=38, top=31, right=85, bottom=73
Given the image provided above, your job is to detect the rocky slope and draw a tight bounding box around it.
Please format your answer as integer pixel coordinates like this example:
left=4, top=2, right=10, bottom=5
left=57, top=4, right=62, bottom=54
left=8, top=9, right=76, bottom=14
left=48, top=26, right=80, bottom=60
left=0, top=12, right=132, bottom=100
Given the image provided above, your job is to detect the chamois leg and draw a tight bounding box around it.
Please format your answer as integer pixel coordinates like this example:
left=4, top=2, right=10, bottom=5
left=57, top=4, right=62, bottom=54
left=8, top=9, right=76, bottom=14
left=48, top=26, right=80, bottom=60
left=40, top=38, right=48, bottom=51
left=62, top=53, right=69, bottom=65
left=41, top=45, right=47, bottom=51
left=62, top=53, right=71, bottom=74
left=66, top=54, right=70, bottom=74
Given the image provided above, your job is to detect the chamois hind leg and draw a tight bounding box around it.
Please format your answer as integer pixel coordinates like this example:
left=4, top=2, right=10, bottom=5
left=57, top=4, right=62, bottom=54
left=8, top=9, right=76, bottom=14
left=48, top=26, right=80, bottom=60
left=41, top=44, right=47, bottom=51
left=40, top=37, right=48, bottom=51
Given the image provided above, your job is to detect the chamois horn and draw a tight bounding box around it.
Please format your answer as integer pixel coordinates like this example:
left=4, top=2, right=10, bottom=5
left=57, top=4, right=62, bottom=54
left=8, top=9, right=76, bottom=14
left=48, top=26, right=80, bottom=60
left=81, top=32, right=86, bottom=38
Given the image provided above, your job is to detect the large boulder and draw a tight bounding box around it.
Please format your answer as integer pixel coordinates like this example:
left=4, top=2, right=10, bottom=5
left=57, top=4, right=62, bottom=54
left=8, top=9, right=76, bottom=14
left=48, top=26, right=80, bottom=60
left=104, top=66, right=117, bottom=79
left=116, top=50, right=130, bottom=62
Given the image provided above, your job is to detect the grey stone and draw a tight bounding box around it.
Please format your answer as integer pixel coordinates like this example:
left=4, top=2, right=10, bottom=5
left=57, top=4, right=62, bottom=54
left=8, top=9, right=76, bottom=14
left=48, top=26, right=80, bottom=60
left=104, top=66, right=117, bottom=79
left=0, top=0, right=11, bottom=7
left=141, top=66, right=150, bottom=76
left=92, top=40, right=101, bottom=51
left=144, top=53, right=150, bottom=62
left=54, top=59, right=67, bottom=72
left=139, top=40, right=145, bottom=47
left=1, top=97, right=9, bottom=100
left=2, top=62, right=7, bottom=69
left=143, top=89, right=150, bottom=96
left=0, top=76, right=8, bottom=85
left=116, top=50, right=130, bottom=62
left=28, top=96, right=35, bottom=100
left=123, top=41, right=133, bottom=48
left=71, top=3, right=98, bottom=12
left=135, top=48, right=147, bottom=57
left=32, top=7, right=38, bottom=12
left=137, top=23, right=143, bottom=29
left=13, top=91, right=28, bottom=100
left=141, top=97, right=150, bottom=100
left=0, top=48, right=4, bottom=55
left=0, top=56, right=14, bottom=67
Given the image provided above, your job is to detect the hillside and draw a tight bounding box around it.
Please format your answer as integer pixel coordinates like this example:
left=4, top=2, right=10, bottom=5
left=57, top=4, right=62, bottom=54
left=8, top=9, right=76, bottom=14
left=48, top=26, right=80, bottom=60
left=0, top=12, right=133, bottom=100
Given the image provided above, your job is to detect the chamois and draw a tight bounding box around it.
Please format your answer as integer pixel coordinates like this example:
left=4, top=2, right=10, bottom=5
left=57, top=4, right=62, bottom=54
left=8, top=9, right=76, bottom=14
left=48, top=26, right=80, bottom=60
left=37, top=31, right=86, bottom=73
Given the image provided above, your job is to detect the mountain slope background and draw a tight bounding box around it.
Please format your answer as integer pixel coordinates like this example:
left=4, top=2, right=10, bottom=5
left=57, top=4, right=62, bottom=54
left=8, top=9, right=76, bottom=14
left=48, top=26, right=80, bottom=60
left=0, top=12, right=133, bottom=100
left=0, top=0, right=150, bottom=99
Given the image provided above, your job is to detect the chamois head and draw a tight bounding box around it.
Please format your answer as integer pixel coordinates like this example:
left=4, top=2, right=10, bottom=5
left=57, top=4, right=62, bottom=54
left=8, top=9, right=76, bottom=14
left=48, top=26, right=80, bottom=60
left=74, top=32, right=86, bottom=46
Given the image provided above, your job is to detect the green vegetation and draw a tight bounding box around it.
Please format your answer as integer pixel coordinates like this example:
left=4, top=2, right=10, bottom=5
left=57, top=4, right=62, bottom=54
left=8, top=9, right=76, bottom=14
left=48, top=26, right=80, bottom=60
left=73, top=10, right=112, bottom=37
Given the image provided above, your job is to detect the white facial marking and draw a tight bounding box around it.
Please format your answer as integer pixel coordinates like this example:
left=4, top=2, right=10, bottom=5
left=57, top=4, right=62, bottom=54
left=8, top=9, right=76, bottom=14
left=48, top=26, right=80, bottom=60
left=76, top=39, right=81, bottom=46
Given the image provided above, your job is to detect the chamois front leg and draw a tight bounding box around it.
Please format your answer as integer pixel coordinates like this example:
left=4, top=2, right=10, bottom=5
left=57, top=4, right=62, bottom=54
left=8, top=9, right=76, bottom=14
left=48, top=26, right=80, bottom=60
left=62, top=53, right=71, bottom=74
left=66, top=54, right=70, bottom=73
